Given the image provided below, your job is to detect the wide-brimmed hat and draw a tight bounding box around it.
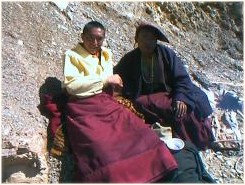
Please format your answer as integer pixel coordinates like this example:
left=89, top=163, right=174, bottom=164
left=135, top=23, right=169, bottom=43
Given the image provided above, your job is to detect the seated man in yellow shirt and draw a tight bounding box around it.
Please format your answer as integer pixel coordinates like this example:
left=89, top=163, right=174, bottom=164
left=63, top=21, right=177, bottom=182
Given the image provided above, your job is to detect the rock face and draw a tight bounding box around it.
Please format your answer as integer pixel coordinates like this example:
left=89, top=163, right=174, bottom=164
left=1, top=1, right=243, bottom=183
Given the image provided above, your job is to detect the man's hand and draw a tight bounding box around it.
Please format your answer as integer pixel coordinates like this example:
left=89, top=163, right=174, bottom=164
left=106, top=74, right=123, bottom=87
left=106, top=74, right=123, bottom=96
left=172, top=101, right=187, bottom=118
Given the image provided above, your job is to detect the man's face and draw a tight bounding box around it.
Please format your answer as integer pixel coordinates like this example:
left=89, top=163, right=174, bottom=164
left=137, top=29, right=157, bottom=55
left=82, top=27, right=105, bottom=55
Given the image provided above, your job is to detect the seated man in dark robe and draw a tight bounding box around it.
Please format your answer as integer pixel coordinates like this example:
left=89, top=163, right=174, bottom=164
left=114, top=23, right=214, bottom=150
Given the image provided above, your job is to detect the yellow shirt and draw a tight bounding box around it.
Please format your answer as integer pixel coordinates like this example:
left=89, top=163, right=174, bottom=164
left=63, top=43, right=113, bottom=98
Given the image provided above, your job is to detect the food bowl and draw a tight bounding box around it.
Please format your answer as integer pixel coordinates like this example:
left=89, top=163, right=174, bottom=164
left=160, top=137, right=185, bottom=151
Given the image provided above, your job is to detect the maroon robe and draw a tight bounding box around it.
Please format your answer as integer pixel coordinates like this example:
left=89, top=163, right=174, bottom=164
left=135, top=92, right=213, bottom=150
left=65, top=92, right=177, bottom=182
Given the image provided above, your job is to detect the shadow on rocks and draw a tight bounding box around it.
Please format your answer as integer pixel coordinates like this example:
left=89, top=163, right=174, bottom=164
left=38, top=77, right=64, bottom=149
left=37, top=77, right=75, bottom=182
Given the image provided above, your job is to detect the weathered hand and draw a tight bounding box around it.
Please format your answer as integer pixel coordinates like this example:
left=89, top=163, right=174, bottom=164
left=173, top=101, right=187, bottom=118
left=106, top=74, right=123, bottom=87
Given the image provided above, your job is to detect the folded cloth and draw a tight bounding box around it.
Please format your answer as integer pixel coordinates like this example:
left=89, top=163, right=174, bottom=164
left=50, top=124, right=69, bottom=157
left=43, top=92, right=68, bottom=157
left=44, top=93, right=147, bottom=157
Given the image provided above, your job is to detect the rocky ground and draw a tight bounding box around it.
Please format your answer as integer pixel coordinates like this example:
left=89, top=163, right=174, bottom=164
left=1, top=1, right=243, bottom=183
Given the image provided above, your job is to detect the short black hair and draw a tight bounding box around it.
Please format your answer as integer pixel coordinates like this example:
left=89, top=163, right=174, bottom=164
left=83, top=21, right=105, bottom=34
